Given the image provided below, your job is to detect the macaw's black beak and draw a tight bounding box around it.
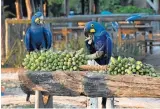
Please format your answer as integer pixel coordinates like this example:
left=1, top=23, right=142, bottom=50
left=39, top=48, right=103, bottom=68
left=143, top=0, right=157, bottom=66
left=84, top=27, right=89, bottom=37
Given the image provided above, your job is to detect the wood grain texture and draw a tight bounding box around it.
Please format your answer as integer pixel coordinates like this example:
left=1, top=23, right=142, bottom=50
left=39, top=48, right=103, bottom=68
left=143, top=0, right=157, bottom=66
left=18, top=70, right=160, bottom=97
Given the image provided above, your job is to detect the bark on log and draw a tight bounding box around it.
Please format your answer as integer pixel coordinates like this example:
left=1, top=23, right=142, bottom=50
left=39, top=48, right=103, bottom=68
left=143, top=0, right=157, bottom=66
left=18, top=70, right=160, bottom=98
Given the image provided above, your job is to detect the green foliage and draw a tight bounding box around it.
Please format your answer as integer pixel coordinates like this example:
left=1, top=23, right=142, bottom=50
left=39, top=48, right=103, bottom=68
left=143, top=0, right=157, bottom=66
left=47, top=0, right=63, bottom=17
left=48, top=0, right=63, bottom=5
left=100, top=0, right=121, bottom=12
left=69, top=0, right=81, bottom=12
left=114, top=6, right=154, bottom=14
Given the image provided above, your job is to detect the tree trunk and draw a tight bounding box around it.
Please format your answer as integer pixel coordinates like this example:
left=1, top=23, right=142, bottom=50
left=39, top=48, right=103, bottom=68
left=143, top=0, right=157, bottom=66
left=64, top=0, right=69, bottom=16
left=18, top=70, right=160, bottom=98
left=15, top=0, right=22, bottom=19
left=25, top=0, right=32, bottom=19
left=31, top=0, right=35, bottom=14
left=43, top=0, right=47, bottom=17
left=89, top=0, right=93, bottom=14
left=81, top=0, right=85, bottom=14
left=94, top=0, right=99, bottom=14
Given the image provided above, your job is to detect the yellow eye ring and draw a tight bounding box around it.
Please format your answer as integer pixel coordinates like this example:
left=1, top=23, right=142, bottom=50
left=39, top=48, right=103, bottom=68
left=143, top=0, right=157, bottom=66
left=91, top=24, right=94, bottom=27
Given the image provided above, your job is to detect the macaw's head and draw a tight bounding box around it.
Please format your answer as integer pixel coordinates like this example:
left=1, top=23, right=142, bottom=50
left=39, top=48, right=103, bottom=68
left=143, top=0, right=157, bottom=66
left=84, top=21, right=105, bottom=44
left=31, top=11, right=44, bottom=26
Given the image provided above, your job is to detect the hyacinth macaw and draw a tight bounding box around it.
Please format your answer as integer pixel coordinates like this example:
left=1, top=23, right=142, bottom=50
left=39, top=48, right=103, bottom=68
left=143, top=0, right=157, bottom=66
left=84, top=21, right=113, bottom=65
left=23, top=11, right=52, bottom=103
left=126, top=14, right=142, bottom=23
left=84, top=21, right=113, bottom=108
left=24, top=11, right=52, bottom=52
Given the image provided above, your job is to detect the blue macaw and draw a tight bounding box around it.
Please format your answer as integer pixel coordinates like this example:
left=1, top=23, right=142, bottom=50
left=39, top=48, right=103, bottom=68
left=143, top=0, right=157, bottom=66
left=23, top=11, right=52, bottom=103
left=84, top=21, right=113, bottom=108
left=126, top=14, right=142, bottom=23
left=84, top=21, right=113, bottom=65
left=24, top=11, right=52, bottom=52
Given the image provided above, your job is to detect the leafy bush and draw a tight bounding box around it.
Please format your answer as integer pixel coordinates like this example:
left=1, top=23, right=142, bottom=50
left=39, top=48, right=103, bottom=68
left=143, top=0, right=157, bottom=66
left=114, top=6, right=154, bottom=14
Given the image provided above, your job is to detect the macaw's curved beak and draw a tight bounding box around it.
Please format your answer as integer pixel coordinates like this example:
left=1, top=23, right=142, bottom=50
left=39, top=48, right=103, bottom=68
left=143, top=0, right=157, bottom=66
left=35, top=16, right=44, bottom=25
left=90, top=28, right=95, bottom=33
left=84, top=27, right=89, bottom=37
left=84, top=27, right=94, bottom=44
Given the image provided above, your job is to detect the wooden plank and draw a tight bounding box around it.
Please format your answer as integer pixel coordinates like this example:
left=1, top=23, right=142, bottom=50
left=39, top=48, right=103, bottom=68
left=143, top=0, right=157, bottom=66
left=18, top=70, right=160, bottom=98
left=5, top=19, right=10, bottom=59
left=35, top=90, right=41, bottom=108
left=145, top=39, right=160, bottom=42
left=5, top=15, right=160, bottom=24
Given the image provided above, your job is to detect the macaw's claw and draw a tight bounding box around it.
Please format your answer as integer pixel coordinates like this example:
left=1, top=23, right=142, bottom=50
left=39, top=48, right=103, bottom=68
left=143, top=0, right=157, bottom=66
left=96, top=51, right=104, bottom=58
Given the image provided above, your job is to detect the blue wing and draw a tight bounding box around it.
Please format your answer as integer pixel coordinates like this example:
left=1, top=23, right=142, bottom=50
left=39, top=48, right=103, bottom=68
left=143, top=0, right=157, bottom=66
left=24, top=28, right=31, bottom=51
left=126, top=14, right=142, bottom=23
left=43, top=27, right=52, bottom=49
left=105, top=33, right=113, bottom=64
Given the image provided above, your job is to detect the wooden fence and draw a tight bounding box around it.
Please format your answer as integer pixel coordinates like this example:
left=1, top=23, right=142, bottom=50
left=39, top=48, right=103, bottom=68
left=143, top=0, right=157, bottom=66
left=4, top=14, right=160, bottom=59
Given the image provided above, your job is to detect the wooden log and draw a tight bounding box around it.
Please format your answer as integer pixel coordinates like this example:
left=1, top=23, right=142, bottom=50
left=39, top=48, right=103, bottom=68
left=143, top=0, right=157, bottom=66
left=18, top=70, right=160, bottom=98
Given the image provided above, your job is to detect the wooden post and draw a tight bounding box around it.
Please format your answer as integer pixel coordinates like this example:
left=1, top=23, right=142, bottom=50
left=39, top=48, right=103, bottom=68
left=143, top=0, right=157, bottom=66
left=5, top=19, right=10, bottom=59
left=118, top=29, right=122, bottom=47
left=15, top=0, right=22, bottom=19
left=25, top=0, right=32, bottom=19
left=148, top=31, right=153, bottom=39
left=81, top=0, right=85, bottom=14
left=35, top=90, right=40, bottom=109
left=94, top=0, right=100, bottom=14
left=149, top=41, right=153, bottom=54
left=106, top=97, right=114, bottom=109
left=35, top=90, right=53, bottom=108
left=145, top=40, right=147, bottom=53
